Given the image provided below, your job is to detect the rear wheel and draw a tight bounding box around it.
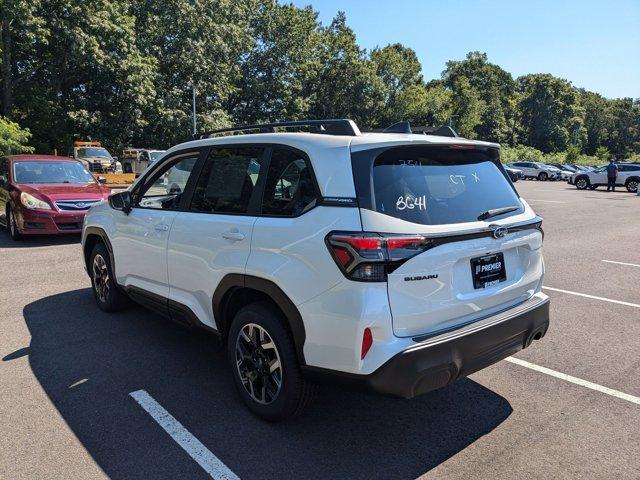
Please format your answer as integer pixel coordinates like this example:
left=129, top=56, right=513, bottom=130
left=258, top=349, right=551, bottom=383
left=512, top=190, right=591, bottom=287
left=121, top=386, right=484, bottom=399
left=575, top=177, right=589, bottom=190
left=626, top=179, right=639, bottom=193
left=227, top=302, right=316, bottom=421
left=6, top=207, right=22, bottom=241
left=538, top=172, right=548, bottom=181
left=90, top=242, right=130, bottom=312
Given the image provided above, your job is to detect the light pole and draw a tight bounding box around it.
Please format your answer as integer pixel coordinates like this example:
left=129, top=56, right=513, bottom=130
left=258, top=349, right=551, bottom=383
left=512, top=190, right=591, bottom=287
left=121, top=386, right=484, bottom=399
left=192, top=83, right=197, bottom=137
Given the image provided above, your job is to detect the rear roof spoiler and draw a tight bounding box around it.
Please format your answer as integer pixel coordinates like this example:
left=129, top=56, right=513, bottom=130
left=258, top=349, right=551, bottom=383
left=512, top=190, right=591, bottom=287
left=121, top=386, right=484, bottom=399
left=378, top=122, right=459, bottom=138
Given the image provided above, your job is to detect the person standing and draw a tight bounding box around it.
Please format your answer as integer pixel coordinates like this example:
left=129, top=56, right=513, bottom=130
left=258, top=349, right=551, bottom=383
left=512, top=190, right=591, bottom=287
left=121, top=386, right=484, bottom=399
left=606, top=158, right=618, bottom=192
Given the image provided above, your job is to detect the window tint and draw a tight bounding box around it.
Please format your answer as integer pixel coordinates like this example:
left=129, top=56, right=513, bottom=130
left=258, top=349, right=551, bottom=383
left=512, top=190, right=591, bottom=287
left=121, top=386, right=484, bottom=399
left=369, top=146, right=523, bottom=225
left=190, top=147, right=264, bottom=214
left=262, top=148, right=317, bottom=216
left=136, top=154, right=199, bottom=210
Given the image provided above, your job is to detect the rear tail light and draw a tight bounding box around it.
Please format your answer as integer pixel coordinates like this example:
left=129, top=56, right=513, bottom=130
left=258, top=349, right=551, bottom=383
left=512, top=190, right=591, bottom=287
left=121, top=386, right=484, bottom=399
left=326, top=232, right=430, bottom=282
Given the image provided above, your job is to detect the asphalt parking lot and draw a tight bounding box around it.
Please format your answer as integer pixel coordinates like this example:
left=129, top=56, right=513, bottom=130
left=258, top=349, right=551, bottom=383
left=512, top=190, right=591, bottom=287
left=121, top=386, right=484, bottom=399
left=1, top=180, right=639, bottom=480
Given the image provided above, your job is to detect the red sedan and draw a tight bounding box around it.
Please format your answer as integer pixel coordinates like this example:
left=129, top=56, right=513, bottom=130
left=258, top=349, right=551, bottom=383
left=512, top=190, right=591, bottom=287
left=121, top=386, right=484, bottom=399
left=0, top=154, right=111, bottom=240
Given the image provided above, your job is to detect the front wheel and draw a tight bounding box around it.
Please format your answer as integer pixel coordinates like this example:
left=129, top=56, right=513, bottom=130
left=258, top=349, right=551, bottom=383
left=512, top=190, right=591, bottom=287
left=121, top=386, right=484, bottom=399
left=227, top=302, right=316, bottom=421
left=626, top=179, right=639, bottom=193
left=575, top=177, right=589, bottom=190
left=6, top=207, right=22, bottom=241
left=90, top=242, right=130, bottom=312
left=538, top=172, right=548, bottom=181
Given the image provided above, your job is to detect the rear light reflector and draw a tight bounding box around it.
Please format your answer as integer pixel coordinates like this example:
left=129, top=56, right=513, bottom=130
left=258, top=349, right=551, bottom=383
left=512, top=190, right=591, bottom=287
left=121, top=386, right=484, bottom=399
left=361, top=328, right=373, bottom=359
left=326, top=231, right=429, bottom=282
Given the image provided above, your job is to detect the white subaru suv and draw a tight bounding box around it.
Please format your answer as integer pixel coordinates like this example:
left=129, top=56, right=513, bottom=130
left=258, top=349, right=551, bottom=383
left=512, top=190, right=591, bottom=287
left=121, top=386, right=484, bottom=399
left=82, top=119, right=549, bottom=421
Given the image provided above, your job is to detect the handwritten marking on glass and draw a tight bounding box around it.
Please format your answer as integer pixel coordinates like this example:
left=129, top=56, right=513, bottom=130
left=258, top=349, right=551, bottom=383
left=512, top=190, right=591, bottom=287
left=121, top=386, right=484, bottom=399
left=396, top=195, right=427, bottom=211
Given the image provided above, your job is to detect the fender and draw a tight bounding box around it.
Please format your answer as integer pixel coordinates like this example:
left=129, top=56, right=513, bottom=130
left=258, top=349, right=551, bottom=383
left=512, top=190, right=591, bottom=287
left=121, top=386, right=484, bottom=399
left=82, top=226, right=115, bottom=277
left=213, top=274, right=307, bottom=365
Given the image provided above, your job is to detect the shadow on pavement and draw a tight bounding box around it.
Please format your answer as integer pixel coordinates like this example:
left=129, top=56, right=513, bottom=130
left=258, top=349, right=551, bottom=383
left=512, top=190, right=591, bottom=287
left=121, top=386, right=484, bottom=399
left=0, top=229, right=80, bottom=248
left=18, top=289, right=513, bottom=480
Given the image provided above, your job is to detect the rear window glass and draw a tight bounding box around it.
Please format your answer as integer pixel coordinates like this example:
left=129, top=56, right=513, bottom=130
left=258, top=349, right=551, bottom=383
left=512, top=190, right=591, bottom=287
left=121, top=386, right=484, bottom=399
left=370, top=146, right=523, bottom=225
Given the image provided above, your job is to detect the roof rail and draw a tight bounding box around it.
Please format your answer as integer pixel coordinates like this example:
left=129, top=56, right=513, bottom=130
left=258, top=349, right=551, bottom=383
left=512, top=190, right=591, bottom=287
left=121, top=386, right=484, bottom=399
left=197, top=119, right=361, bottom=139
left=379, top=122, right=459, bottom=138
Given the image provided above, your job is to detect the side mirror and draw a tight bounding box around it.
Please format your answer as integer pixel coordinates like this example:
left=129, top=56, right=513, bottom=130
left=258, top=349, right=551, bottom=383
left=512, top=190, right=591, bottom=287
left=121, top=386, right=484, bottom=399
left=97, top=176, right=107, bottom=184
left=108, top=190, right=132, bottom=214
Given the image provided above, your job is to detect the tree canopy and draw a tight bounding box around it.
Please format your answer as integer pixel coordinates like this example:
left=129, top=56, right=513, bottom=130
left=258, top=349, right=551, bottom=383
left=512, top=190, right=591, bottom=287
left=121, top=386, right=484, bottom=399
left=1, top=0, right=638, bottom=161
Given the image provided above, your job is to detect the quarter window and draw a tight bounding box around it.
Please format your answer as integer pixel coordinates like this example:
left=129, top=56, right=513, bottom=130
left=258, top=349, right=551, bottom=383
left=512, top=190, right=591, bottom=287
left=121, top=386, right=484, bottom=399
left=261, top=148, right=317, bottom=216
left=190, top=147, right=265, bottom=214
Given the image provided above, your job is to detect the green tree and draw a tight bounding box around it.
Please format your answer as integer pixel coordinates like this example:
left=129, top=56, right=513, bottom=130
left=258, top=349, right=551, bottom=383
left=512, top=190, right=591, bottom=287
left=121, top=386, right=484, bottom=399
left=231, top=2, right=319, bottom=123
left=449, top=77, right=484, bottom=138
left=370, top=43, right=422, bottom=125
left=518, top=73, right=585, bottom=152
left=595, top=145, right=610, bottom=162
left=443, top=52, right=517, bottom=143
left=0, top=116, right=33, bottom=154
left=306, top=12, right=386, bottom=129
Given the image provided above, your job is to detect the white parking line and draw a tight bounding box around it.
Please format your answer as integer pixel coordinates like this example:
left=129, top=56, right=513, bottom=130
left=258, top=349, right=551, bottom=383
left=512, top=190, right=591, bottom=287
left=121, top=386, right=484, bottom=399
left=543, top=286, right=640, bottom=309
left=602, top=259, right=640, bottom=268
left=130, top=390, right=239, bottom=480
left=505, top=357, right=640, bottom=406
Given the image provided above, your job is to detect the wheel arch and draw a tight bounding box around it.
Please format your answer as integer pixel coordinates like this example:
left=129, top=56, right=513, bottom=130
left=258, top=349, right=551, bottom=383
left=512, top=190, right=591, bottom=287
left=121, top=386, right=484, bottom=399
left=625, top=175, right=640, bottom=185
left=83, top=226, right=115, bottom=278
left=213, top=274, right=307, bottom=365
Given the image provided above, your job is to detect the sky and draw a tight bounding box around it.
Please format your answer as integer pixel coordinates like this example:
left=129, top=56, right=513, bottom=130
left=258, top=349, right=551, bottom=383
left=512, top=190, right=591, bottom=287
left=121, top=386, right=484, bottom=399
left=290, top=0, right=640, bottom=99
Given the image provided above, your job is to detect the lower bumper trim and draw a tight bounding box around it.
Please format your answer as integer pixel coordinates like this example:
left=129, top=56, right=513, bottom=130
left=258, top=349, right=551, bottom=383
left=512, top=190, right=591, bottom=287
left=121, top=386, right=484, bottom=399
left=303, top=295, right=550, bottom=399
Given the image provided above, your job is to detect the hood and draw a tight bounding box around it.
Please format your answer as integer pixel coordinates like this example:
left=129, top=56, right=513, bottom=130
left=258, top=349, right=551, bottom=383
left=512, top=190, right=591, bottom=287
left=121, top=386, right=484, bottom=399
left=18, top=182, right=110, bottom=201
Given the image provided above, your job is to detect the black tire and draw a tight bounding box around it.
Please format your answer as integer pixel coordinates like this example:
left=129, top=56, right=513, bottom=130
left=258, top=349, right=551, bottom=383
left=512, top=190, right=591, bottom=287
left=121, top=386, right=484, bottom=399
left=575, top=176, right=589, bottom=190
left=89, top=242, right=130, bottom=312
left=227, top=302, right=316, bottom=421
left=538, top=172, right=548, bottom=181
left=6, top=207, right=22, bottom=241
left=626, top=178, right=639, bottom=193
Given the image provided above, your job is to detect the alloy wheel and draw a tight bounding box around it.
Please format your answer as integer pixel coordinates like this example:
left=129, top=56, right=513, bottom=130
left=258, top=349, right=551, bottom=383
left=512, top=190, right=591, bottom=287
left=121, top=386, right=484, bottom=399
left=235, top=323, right=283, bottom=405
left=627, top=180, right=638, bottom=193
left=576, top=178, right=588, bottom=189
left=92, top=254, right=110, bottom=303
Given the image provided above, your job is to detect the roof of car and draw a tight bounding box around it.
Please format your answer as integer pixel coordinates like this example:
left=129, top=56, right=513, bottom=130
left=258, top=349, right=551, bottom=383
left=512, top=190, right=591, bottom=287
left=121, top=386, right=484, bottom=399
left=165, top=131, right=500, bottom=157
left=7, top=154, right=77, bottom=162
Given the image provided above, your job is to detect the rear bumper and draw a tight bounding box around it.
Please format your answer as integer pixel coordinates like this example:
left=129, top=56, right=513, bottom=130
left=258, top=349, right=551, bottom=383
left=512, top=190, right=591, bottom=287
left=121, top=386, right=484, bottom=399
left=304, top=294, right=550, bottom=399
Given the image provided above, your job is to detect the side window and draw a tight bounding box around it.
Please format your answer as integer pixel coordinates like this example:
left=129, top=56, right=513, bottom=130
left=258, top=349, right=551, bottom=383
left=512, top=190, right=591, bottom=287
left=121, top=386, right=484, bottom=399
left=190, top=146, right=265, bottom=214
left=617, top=165, right=627, bottom=172
left=262, top=148, right=318, bottom=216
left=135, top=154, right=199, bottom=210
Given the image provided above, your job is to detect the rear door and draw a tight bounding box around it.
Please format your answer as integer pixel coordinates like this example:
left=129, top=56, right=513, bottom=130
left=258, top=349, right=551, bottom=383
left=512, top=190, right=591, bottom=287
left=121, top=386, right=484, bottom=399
left=352, top=145, right=544, bottom=338
left=167, top=145, right=267, bottom=330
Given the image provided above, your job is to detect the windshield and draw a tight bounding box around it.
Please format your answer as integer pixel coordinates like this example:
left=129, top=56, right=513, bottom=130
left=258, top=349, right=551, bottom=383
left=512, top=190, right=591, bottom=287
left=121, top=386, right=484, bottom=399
left=149, top=151, right=165, bottom=162
left=14, top=161, right=96, bottom=184
left=368, top=146, right=524, bottom=225
left=76, top=147, right=112, bottom=159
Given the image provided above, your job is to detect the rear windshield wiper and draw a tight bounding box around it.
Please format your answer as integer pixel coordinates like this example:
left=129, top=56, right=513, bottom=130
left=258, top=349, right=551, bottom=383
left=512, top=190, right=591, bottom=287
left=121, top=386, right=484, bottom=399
left=477, top=206, right=519, bottom=221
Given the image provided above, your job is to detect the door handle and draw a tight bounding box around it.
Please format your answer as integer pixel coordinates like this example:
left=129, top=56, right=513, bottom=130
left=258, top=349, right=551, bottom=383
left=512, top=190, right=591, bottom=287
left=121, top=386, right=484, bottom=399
left=154, top=224, right=169, bottom=232
left=222, top=229, right=245, bottom=241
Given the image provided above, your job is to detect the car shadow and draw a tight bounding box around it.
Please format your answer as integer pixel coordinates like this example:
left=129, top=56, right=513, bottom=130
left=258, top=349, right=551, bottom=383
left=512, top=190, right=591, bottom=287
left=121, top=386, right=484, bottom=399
left=15, top=289, right=513, bottom=480
left=0, top=229, right=80, bottom=248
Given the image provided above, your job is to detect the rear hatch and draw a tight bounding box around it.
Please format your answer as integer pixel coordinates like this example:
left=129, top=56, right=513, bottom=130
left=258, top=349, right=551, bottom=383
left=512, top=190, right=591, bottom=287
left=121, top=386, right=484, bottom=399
left=351, top=144, right=544, bottom=338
